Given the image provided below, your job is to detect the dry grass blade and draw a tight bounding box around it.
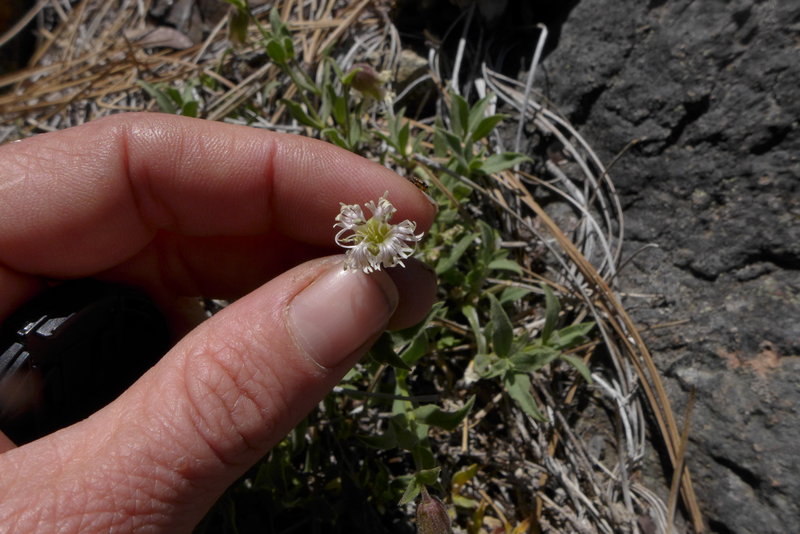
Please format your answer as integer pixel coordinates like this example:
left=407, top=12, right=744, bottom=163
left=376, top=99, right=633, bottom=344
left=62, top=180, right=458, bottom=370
left=514, top=176, right=703, bottom=532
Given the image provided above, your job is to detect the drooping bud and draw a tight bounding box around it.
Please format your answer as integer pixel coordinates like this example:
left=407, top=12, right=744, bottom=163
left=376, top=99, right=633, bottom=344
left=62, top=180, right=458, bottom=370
left=416, top=486, right=453, bottom=534
left=227, top=6, right=250, bottom=46
left=349, top=63, right=390, bottom=101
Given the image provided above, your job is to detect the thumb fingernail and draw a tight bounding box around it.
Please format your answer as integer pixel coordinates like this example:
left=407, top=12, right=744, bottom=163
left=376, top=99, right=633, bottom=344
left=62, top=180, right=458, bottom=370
left=287, top=261, right=398, bottom=369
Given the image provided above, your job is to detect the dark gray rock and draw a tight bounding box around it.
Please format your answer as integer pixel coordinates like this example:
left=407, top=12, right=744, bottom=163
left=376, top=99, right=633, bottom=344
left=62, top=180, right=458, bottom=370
left=543, top=1, right=800, bottom=532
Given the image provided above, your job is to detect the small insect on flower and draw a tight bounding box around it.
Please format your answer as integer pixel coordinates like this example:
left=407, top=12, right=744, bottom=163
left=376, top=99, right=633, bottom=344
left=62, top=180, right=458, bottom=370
left=334, top=192, right=423, bottom=274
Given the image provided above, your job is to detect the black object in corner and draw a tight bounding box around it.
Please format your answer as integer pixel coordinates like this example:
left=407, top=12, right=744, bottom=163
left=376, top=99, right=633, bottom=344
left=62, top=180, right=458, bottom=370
left=0, top=280, right=170, bottom=444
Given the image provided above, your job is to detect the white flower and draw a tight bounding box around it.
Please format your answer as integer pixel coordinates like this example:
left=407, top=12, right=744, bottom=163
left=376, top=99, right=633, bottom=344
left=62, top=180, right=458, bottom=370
left=334, top=192, right=423, bottom=274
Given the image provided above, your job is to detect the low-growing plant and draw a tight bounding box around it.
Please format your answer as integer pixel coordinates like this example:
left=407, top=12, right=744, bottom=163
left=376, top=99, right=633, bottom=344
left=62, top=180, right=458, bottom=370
left=137, top=79, right=202, bottom=117
left=186, top=5, right=597, bottom=533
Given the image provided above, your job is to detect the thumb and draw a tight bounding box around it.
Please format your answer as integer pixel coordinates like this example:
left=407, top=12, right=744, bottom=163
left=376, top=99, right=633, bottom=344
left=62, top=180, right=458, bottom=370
left=0, top=255, right=434, bottom=533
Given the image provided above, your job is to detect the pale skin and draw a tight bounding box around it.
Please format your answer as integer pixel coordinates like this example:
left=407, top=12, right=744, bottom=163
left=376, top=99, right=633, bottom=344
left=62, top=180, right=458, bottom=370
left=0, top=113, right=437, bottom=532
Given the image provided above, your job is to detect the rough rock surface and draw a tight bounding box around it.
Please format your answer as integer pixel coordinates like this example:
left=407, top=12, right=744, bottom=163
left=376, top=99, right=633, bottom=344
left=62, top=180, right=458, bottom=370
left=542, top=1, right=799, bottom=532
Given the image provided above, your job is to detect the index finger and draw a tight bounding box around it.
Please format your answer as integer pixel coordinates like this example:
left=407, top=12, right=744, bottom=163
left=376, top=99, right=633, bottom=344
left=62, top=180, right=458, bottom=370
left=0, top=113, right=435, bottom=277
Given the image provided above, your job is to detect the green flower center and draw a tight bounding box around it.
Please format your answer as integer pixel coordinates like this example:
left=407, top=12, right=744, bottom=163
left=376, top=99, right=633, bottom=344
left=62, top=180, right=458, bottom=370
left=359, top=218, right=393, bottom=255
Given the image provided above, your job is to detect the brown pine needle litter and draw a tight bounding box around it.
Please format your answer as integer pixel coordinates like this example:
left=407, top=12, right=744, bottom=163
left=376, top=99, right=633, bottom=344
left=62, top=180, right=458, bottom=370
left=0, top=1, right=702, bottom=532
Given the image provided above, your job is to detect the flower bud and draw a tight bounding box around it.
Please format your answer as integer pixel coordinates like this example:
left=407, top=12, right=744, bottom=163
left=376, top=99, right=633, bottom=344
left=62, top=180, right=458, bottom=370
left=349, top=63, right=390, bottom=101
left=416, top=487, right=453, bottom=534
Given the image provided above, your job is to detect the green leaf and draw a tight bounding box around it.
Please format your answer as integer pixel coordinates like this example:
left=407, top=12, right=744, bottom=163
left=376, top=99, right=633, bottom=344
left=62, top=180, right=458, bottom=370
left=452, top=463, right=479, bottom=486
left=281, top=35, right=295, bottom=61
left=396, top=301, right=445, bottom=343
left=551, top=322, right=595, bottom=349
left=399, top=467, right=441, bottom=505
left=165, top=87, right=182, bottom=103
left=461, top=304, right=486, bottom=355
left=329, top=56, right=345, bottom=80
left=452, top=494, right=480, bottom=509
left=181, top=100, right=199, bottom=118
left=330, top=86, right=347, bottom=125
left=467, top=94, right=492, bottom=134
left=340, top=65, right=360, bottom=86
left=417, top=466, right=441, bottom=486
left=541, top=284, right=560, bottom=344
left=399, top=475, right=422, bottom=506
left=396, top=417, right=422, bottom=450
left=137, top=80, right=177, bottom=114
left=505, top=372, right=547, bottom=421
left=269, top=8, right=284, bottom=34
left=347, top=114, right=362, bottom=148
left=413, top=396, right=475, bottom=431
left=477, top=220, right=495, bottom=267
left=398, top=120, right=411, bottom=156
left=499, top=285, right=533, bottom=304
left=488, top=258, right=523, bottom=275
left=441, top=129, right=468, bottom=171
left=435, top=232, right=476, bottom=275
left=359, top=421, right=399, bottom=450
left=399, top=332, right=429, bottom=366
left=488, top=294, right=513, bottom=358
left=480, top=152, right=531, bottom=175
left=468, top=157, right=485, bottom=173
left=433, top=121, right=449, bottom=158
left=292, top=68, right=322, bottom=95
left=265, top=39, right=287, bottom=64
left=510, top=346, right=560, bottom=373
left=322, top=128, right=347, bottom=149
left=412, top=442, right=437, bottom=469
left=281, top=99, right=321, bottom=128
left=368, top=332, right=411, bottom=371
left=470, top=114, right=507, bottom=143
left=318, top=85, right=332, bottom=123
left=559, top=353, right=593, bottom=383
left=449, top=92, right=470, bottom=138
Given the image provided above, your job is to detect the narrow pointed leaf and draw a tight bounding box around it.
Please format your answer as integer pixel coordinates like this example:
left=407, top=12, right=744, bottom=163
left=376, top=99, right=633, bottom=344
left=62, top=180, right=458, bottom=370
left=489, top=294, right=513, bottom=358
left=435, top=232, right=476, bottom=274
left=480, top=152, right=531, bottom=175
left=551, top=322, right=595, bottom=349
left=461, top=304, right=486, bottom=355
left=413, top=395, right=475, bottom=431
left=265, top=39, right=287, bottom=63
left=369, top=332, right=411, bottom=370
left=281, top=99, right=320, bottom=128
left=505, top=372, right=547, bottom=422
left=488, top=258, right=523, bottom=275
left=500, top=285, right=533, bottom=304
left=470, top=114, right=507, bottom=143
left=450, top=92, right=470, bottom=138
left=137, top=81, right=177, bottom=114
left=467, top=94, right=492, bottom=134
left=510, top=346, right=560, bottom=372
left=559, top=353, right=593, bottom=383
left=541, top=284, right=560, bottom=344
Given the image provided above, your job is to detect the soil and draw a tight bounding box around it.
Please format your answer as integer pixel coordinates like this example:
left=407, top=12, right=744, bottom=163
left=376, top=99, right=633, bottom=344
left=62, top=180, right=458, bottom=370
left=540, top=1, right=800, bottom=532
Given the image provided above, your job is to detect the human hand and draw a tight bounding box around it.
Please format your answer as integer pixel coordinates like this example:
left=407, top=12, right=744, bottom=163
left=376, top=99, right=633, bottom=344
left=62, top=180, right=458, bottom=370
left=0, top=113, right=437, bottom=532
